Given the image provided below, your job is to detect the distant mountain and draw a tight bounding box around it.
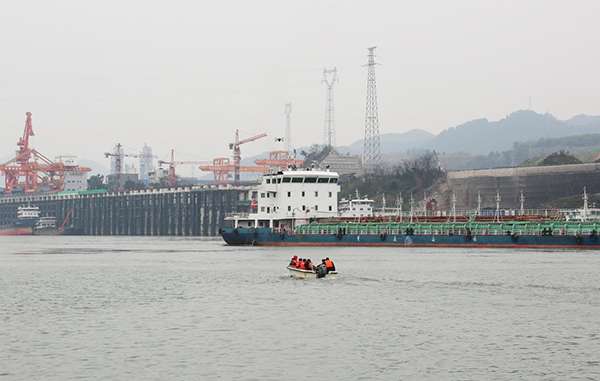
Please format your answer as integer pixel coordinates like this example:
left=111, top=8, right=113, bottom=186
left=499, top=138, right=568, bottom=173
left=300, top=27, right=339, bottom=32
left=566, top=114, right=600, bottom=126
left=337, top=129, right=435, bottom=155
left=424, top=110, right=600, bottom=155
left=80, top=159, right=110, bottom=177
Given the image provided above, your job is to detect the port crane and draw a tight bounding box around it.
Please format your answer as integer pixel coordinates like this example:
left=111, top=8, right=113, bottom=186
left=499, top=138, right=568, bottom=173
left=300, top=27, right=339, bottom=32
left=200, top=130, right=268, bottom=186
left=230, top=130, right=267, bottom=185
left=0, top=112, right=90, bottom=194
left=158, top=149, right=211, bottom=187
left=254, top=150, right=304, bottom=168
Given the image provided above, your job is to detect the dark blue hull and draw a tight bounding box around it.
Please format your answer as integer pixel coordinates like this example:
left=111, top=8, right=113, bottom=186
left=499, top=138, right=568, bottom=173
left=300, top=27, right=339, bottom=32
left=221, top=227, right=600, bottom=249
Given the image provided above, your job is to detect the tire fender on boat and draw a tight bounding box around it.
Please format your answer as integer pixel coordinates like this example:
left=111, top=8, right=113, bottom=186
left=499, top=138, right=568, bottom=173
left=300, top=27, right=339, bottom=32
left=590, top=230, right=597, bottom=242
left=511, top=234, right=519, bottom=243
left=280, top=232, right=285, bottom=240
left=380, top=233, right=386, bottom=241
left=575, top=234, right=582, bottom=244
left=234, top=228, right=239, bottom=235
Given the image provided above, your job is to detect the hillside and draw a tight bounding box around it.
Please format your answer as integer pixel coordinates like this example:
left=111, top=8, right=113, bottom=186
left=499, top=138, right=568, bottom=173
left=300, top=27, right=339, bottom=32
left=337, top=129, right=435, bottom=155
left=425, top=110, right=600, bottom=155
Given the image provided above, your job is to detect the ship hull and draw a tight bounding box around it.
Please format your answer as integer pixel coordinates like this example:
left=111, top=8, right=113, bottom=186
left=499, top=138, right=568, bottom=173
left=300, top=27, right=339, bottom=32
left=221, top=227, right=600, bottom=249
left=0, top=226, right=34, bottom=236
left=33, top=226, right=85, bottom=236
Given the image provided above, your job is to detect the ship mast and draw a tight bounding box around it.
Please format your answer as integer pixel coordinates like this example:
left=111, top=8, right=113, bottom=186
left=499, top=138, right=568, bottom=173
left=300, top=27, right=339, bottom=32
left=409, top=194, right=415, bottom=224
left=583, top=186, right=589, bottom=221
left=451, top=192, right=457, bottom=223
left=495, top=189, right=502, bottom=222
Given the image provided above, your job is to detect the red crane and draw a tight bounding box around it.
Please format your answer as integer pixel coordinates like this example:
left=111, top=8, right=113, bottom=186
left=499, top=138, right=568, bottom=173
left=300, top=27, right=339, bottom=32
left=158, top=149, right=211, bottom=187
left=0, top=112, right=90, bottom=194
left=229, top=130, right=267, bottom=185
left=199, top=158, right=268, bottom=186
left=254, top=150, right=304, bottom=168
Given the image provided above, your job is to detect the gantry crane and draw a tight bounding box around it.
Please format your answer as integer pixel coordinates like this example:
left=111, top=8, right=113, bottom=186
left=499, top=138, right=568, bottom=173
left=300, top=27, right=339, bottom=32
left=254, top=150, right=304, bottom=168
left=0, top=112, right=90, bottom=194
left=158, top=149, right=211, bottom=187
left=199, top=158, right=268, bottom=186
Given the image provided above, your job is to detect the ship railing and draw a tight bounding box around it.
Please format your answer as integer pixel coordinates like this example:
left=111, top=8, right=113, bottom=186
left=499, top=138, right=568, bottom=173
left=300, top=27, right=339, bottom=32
left=226, top=212, right=250, bottom=218
left=295, top=226, right=599, bottom=236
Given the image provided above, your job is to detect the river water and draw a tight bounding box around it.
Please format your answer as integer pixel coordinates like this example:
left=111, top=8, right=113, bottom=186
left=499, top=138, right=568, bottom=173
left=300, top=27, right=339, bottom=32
left=1, top=237, right=599, bottom=380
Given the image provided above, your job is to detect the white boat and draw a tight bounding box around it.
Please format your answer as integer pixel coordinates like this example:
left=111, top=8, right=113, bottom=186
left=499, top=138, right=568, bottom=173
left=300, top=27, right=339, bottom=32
left=287, top=265, right=337, bottom=279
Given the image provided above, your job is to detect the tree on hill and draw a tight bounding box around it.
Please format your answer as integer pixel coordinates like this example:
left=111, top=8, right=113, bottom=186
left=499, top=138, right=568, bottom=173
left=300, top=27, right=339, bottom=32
left=300, top=145, right=334, bottom=168
left=539, top=150, right=582, bottom=166
left=340, top=153, right=445, bottom=204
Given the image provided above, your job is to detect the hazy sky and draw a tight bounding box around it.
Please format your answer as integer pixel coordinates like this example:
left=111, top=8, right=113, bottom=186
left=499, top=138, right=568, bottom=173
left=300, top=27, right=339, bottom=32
left=1, top=0, right=599, bottom=171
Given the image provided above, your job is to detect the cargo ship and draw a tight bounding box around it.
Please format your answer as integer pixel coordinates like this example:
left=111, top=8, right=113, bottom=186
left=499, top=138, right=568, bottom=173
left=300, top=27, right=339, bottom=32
left=220, top=169, right=600, bottom=249
left=0, top=205, right=83, bottom=236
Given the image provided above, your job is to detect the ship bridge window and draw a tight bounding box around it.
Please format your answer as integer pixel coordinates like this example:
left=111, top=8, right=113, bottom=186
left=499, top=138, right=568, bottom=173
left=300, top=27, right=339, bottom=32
left=277, top=178, right=282, bottom=184
left=329, top=178, right=338, bottom=183
left=283, top=177, right=291, bottom=183
left=317, top=178, right=329, bottom=183
left=304, top=177, right=317, bottom=183
left=291, top=178, right=303, bottom=183
left=266, top=179, right=271, bottom=184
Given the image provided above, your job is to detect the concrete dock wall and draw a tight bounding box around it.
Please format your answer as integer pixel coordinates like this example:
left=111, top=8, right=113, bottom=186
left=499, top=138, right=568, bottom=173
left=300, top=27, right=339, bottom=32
left=0, top=186, right=252, bottom=236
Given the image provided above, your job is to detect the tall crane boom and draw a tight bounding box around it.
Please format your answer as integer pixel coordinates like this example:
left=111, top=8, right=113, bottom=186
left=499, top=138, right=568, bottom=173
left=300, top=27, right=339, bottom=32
left=233, top=133, right=268, bottom=147
left=16, top=112, right=34, bottom=165
left=229, top=130, right=267, bottom=185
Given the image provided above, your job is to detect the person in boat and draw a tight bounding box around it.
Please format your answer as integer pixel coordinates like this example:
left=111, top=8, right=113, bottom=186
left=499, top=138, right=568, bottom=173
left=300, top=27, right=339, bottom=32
left=306, top=259, right=314, bottom=271
left=315, top=261, right=328, bottom=278
left=296, top=258, right=304, bottom=269
left=325, top=257, right=335, bottom=272
left=289, top=255, right=298, bottom=267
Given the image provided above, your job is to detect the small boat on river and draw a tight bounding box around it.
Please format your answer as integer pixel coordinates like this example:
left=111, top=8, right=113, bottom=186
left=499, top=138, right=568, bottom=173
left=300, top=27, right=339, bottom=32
left=287, top=265, right=337, bottom=279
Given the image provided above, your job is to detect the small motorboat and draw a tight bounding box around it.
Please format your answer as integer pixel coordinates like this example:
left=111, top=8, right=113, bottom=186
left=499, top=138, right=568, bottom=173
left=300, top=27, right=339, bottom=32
left=287, top=265, right=337, bottom=279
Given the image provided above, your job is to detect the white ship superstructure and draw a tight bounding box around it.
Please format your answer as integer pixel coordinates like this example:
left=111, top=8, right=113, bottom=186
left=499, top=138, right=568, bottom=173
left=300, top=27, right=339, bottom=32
left=339, top=197, right=374, bottom=218
left=229, top=168, right=340, bottom=229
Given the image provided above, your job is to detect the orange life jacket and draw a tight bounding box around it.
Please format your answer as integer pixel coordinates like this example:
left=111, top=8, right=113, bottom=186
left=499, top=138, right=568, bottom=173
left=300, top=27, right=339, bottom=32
left=301, top=261, right=307, bottom=270
left=325, top=259, right=334, bottom=268
left=290, top=260, right=297, bottom=267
